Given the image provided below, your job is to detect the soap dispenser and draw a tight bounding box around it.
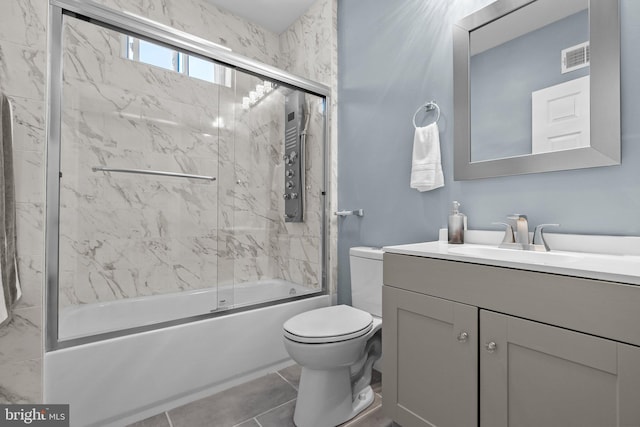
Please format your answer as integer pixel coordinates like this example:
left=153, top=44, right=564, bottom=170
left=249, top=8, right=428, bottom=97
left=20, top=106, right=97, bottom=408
left=448, top=201, right=466, bottom=244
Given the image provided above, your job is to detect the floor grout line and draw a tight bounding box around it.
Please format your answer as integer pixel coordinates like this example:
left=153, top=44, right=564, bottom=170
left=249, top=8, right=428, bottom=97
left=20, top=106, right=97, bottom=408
left=132, top=370, right=379, bottom=427
left=254, top=396, right=297, bottom=420
left=164, top=411, right=174, bottom=427
left=231, top=396, right=297, bottom=427
left=276, top=370, right=299, bottom=391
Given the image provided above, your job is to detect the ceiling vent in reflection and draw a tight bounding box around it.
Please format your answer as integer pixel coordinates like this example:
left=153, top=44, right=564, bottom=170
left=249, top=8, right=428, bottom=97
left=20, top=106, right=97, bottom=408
left=561, top=41, right=590, bottom=74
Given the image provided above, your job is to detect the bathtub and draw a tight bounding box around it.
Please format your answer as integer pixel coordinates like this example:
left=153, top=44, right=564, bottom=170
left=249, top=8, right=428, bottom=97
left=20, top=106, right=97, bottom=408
left=45, top=280, right=329, bottom=427
left=58, top=279, right=315, bottom=339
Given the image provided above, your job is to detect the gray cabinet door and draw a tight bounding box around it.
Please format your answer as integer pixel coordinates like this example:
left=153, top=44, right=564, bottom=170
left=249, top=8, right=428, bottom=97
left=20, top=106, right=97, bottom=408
left=382, top=286, right=478, bottom=427
left=480, top=310, right=640, bottom=427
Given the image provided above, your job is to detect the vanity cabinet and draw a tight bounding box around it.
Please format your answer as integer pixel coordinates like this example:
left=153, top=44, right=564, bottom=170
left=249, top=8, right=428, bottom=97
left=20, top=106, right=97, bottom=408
left=382, top=253, right=640, bottom=427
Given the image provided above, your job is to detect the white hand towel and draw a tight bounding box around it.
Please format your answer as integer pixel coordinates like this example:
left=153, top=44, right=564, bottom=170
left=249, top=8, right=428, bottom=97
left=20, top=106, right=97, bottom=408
left=410, top=122, right=444, bottom=192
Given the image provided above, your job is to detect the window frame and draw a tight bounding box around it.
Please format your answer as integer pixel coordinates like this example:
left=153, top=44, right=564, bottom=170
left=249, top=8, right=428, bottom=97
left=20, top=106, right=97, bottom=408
left=122, top=35, right=232, bottom=87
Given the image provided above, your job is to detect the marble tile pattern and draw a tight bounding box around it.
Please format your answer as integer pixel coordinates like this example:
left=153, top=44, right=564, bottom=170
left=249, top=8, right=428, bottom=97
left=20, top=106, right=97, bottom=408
left=0, top=0, right=337, bottom=404
left=57, top=17, right=325, bottom=309
left=58, top=18, right=221, bottom=307
left=278, top=0, right=333, bottom=85
left=227, top=73, right=326, bottom=291
left=278, top=0, right=339, bottom=294
left=0, top=0, right=48, bottom=404
left=93, top=0, right=281, bottom=66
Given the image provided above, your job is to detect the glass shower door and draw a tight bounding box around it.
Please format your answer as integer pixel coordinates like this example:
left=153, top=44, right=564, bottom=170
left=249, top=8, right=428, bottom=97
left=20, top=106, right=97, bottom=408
left=50, top=8, right=328, bottom=345
left=57, top=15, right=224, bottom=339
left=224, top=69, right=326, bottom=306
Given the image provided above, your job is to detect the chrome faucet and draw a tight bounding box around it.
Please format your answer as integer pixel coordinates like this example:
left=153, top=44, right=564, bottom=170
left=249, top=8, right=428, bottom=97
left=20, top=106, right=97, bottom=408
left=508, top=214, right=530, bottom=246
left=494, top=215, right=559, bottom=251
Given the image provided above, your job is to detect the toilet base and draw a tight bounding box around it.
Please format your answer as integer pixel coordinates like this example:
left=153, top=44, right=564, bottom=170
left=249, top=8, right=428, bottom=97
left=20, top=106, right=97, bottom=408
left=293, top=367, right=375, bottom=427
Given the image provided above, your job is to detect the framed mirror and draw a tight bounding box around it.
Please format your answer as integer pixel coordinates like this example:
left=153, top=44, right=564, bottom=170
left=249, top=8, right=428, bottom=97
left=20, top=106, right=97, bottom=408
left=453, top=0, right=620, bottom=180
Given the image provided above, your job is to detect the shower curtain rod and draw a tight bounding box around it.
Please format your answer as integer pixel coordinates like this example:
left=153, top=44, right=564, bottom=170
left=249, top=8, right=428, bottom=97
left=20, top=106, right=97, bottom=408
left=92, top=166, right=216, bottom=181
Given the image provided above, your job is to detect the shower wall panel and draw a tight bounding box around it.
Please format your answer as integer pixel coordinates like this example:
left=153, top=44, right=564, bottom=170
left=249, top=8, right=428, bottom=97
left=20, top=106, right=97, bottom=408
left=279, top=0, right=338, bottom=291
left=219, top=73, right=324, bottom=293
left=58, top=17, right=325, bottom=313
left=58, top=18, right=222, bottom=308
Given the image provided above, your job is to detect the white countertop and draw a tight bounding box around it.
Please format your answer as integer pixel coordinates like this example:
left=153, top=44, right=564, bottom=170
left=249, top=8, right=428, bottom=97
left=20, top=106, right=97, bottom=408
left=383, top=230, right=640, bottom=286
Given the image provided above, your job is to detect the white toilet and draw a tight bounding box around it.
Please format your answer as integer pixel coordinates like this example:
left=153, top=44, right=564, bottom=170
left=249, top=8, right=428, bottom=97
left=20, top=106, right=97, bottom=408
left=283, top=247, right=383, bottom=427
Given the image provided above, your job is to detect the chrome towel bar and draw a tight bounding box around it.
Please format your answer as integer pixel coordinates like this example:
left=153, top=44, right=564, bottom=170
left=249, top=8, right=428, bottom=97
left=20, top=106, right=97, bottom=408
left=335, top=209, right=364, bottom=217
left=92, top=166, right=216, bottom=181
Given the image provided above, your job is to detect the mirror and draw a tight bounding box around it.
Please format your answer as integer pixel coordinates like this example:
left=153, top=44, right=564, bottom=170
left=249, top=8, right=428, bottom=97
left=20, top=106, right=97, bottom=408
left=453, top=0, right=620, bottom=180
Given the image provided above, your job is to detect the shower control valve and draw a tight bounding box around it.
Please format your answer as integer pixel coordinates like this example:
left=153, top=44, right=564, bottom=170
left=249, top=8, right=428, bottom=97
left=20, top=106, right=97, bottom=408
left=286, top=181, right=295, bottom=190
left=289, top=151, right=298, bottom=161
left=283, top=193, right=291, bottom=200
left=290, top=192, right=298, bottom=199
left=286, top=169, right=295, bottom=178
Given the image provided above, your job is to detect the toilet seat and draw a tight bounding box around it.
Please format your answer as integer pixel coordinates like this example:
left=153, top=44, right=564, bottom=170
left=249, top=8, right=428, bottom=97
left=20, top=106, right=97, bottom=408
left=283, top=305, right=373, bottom=344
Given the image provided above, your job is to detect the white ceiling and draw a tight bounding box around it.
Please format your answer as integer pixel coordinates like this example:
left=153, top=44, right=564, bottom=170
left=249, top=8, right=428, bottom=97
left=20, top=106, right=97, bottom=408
left=207, top=0, right=317, bottom=34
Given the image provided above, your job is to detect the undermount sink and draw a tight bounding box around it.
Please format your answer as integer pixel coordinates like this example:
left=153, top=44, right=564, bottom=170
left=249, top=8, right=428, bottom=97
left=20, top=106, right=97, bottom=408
left=447, top=244, right=583, bottom=265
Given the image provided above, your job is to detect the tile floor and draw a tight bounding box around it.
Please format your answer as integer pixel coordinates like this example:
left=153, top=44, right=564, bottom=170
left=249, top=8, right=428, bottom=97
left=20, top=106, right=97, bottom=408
left=128, top=365, right=393, bottom=427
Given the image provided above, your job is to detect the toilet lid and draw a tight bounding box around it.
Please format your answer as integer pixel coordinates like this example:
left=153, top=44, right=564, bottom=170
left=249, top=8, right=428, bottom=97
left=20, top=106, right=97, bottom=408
left=283, top=305, right=373, bottom=344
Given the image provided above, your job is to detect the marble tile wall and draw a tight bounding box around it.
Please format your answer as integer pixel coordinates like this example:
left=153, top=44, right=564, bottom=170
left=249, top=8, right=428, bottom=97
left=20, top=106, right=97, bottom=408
left=93, top=0, right=281, bottom=65
left=57, top=16, right=326, bottom=310
left=278, top=0, right=338, bottom=293
left=58, top=18, right=222, bottom=308
left=227, top=74, right=326, bottom=291
left=0, top=0, right=47, bottom=404
left=0, top=0, right=337, bottom=405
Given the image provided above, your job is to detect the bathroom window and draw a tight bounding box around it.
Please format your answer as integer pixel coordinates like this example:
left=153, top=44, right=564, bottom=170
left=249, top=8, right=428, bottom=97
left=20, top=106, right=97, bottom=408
left=123, top=35, right=232, bottom=87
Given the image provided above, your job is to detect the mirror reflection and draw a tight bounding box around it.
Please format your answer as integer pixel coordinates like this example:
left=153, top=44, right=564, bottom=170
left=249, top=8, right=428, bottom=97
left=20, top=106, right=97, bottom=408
left=470, top=0, right=589, bottom=163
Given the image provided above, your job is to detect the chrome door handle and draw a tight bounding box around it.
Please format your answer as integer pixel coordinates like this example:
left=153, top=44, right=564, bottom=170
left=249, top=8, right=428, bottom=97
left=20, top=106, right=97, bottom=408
left=457, top=331, right=469, bottom=343
left=485, top=341, right=497, bottom=353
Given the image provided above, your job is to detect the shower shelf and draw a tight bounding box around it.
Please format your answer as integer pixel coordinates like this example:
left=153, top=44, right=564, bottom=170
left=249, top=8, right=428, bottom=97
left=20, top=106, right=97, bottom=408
left=91, top=166, right=216, bottom=181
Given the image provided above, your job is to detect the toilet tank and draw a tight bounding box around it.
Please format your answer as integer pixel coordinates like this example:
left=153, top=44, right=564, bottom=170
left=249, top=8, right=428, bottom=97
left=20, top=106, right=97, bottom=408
left=350, top=247, right=384, bottom=317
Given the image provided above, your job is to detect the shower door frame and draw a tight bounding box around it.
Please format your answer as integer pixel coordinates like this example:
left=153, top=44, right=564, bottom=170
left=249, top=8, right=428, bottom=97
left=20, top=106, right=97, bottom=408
left=45, top=0, right=331, bottom=351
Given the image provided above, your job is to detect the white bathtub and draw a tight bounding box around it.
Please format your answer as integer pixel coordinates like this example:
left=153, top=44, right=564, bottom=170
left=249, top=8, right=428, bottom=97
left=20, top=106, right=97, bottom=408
left=45, top=281, right=329, bottom=427
left=59, top=279, right=314, bottom=339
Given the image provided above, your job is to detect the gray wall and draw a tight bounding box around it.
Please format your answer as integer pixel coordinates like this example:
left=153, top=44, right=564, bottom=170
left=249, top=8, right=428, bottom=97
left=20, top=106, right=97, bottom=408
left=337, top=0, right=640, bottom=304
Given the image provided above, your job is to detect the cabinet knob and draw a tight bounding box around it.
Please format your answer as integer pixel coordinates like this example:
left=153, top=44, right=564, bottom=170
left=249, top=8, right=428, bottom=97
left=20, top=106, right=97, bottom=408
left=485, top=341, right=497, bottom=353
left=457, top=331, right=469, bottom=343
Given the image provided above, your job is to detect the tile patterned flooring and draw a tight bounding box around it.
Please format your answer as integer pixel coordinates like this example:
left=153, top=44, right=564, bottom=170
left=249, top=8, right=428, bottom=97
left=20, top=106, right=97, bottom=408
left=128, top=365, right=393, bottom=427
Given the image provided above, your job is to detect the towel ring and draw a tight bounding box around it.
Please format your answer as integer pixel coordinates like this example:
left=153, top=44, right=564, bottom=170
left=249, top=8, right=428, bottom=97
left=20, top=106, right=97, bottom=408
left=412, top=101, right=440, bottom=128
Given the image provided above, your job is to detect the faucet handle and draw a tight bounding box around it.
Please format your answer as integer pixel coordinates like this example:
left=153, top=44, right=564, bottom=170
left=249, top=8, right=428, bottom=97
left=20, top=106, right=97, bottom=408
left=492, top=222, right=516, bottom=244
left=532, top=224, right=560, bottom=251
